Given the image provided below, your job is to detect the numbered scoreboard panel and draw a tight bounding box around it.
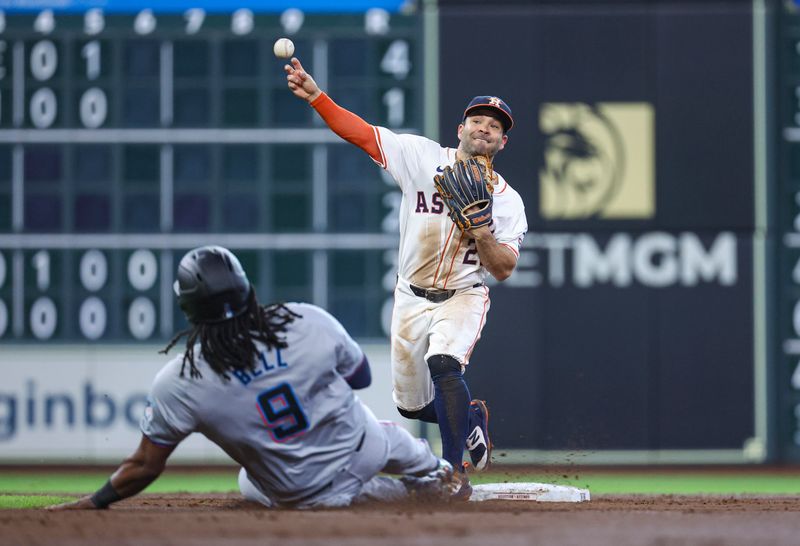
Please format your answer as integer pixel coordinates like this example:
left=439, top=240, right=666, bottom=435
left=778, top=4, right=800, bottom=460
left=0, top=5, right=423, bottom=342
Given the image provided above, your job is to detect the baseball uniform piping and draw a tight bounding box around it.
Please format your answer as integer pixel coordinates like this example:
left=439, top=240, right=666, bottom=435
left=442, top=230, right=466, bottom=289
left=500, top=242, right=520, bottom=258
left=433, top=222, right=457, bottom=286
left=373, top=126, right=388, bottom=168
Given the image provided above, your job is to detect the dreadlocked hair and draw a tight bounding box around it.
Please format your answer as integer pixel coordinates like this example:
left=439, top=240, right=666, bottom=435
left=160, top=291, right=301, bottom=380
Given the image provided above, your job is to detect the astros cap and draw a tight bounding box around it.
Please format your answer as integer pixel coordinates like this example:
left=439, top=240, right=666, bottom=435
left=463, top=95, right=514, bottom=132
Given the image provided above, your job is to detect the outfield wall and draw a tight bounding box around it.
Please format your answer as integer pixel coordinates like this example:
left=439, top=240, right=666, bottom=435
left=0, top=343, right=401, bottom=463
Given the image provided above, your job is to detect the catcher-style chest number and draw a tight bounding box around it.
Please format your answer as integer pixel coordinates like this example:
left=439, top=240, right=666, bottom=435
left=256, top=383, right=309, bottom=442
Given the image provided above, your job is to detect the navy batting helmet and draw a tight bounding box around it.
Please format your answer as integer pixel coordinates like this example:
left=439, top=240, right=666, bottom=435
left=174, top=246, right=252, bottom=324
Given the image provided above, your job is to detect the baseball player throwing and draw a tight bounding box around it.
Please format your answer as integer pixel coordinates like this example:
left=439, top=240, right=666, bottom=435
left=285, top=57, right=528, bottom=498
left=50, top=246, right=456, bottom=510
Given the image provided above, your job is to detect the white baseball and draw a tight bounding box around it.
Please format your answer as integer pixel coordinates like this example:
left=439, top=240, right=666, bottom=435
left=273, top=38, right=295, bottom=59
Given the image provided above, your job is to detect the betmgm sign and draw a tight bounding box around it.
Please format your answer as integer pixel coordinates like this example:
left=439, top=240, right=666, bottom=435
left=518, top=231, right=737, bottom=289
left=529, top=102, right=735, bottom=290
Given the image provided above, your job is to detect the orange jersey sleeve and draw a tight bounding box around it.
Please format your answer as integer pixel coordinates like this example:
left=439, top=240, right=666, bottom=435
left=310, top=93, right=383, bottom=165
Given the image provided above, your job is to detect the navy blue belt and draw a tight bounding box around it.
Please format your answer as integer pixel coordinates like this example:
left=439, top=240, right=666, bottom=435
left=409, top=283, right=483, bottom=303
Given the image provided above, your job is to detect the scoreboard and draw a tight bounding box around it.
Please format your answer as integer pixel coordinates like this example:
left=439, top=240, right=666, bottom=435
left=778, top=1, right=800, bottom=461
left=0, top=1, right=425, bottom=342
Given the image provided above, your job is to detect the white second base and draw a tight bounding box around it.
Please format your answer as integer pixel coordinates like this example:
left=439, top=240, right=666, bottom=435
left=469, top=482, right=590, bottom=503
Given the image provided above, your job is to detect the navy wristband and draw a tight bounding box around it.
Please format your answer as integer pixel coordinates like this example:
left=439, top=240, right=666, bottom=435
left=90, top=480, right=122, bottom=509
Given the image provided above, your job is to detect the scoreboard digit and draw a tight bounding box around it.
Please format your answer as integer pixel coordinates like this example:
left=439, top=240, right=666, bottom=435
left=0, top=1, right=423, bottom=342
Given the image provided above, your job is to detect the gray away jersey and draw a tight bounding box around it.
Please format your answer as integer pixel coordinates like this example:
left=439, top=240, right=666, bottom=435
left=140, top=303, right=367, bottom=505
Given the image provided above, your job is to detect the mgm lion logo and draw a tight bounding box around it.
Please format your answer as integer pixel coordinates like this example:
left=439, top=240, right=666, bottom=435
left=539, top=102, right=655, bottom=219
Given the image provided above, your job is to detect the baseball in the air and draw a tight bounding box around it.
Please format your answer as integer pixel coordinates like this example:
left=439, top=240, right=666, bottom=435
left=273, top=38, right=295, bottom=59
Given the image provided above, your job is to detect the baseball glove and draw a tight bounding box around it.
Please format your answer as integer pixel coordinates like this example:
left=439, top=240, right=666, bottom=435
left=433, top=155, right=496, bottom=231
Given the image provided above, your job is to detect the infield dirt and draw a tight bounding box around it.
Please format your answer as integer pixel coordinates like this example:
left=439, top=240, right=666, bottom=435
left=3, top=493, right=800, bottom=546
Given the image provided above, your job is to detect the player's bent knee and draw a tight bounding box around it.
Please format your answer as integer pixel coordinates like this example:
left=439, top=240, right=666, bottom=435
left=426, top=354, right=462, bottom=379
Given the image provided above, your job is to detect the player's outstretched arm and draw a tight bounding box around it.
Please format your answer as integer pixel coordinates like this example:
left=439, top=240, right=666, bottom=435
left=284, top=57, right=322, bottom=103
left=48, top=435, right=176, bottom=510
left=284, top=57, right=382, bottom=163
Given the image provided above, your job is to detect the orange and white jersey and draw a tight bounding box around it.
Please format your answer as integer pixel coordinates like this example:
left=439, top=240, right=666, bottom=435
left=374, top=127, right=528, bottom=290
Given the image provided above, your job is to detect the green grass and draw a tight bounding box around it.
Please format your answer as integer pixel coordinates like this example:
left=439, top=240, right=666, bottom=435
left=3, top=469, right=800, bottom=509
left=0, top=495, right=77, bottom=509
left=0, top=470, right=240, bottom=510
left=0, top=471, right=239, bottom=494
